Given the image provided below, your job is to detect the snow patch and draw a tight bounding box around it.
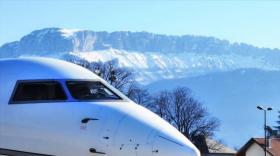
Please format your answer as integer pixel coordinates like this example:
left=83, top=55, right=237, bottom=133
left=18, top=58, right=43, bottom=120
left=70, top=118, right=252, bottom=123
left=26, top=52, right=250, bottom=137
left=62, top=49, right=280, bottom=84
left=59, top=28, right=81, bottom=38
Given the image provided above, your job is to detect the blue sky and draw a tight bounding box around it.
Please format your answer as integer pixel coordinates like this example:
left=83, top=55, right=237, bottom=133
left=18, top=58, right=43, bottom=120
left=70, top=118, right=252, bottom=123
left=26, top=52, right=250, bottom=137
left=1, top=0, right=280, bottom=48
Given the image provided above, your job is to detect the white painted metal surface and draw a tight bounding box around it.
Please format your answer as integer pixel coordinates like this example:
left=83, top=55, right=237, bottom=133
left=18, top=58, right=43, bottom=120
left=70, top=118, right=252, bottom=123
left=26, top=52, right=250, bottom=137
left=0, top=57, right=200, bottom=156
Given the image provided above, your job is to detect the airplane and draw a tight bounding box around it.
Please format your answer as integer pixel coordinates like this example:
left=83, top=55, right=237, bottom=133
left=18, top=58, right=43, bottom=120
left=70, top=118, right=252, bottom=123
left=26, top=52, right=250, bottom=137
left=0, top=57, right=200, bottom=156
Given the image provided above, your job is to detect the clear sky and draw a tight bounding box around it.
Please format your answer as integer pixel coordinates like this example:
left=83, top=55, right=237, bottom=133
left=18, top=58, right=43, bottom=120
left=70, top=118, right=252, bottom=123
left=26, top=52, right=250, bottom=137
left=1, top=0, right=280, bottom=48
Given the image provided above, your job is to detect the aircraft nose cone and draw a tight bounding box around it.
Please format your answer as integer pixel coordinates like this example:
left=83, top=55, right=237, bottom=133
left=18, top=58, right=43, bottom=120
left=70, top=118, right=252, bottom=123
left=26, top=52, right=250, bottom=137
left=150, top=116, right=200, bottom=156
left=152, top=132, right=200, bottom=156
left=103, top=102, right=200, bottom=156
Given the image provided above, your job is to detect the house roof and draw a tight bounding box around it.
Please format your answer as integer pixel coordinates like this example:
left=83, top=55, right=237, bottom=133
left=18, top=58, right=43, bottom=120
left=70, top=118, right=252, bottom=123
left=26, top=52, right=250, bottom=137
left=237, top=138, right=280, bottom=156
left=194, top=136, right=236, bottom=154
left=206, top=138, right=236, bottom=154
left=255, top=138, right=280, bottom=156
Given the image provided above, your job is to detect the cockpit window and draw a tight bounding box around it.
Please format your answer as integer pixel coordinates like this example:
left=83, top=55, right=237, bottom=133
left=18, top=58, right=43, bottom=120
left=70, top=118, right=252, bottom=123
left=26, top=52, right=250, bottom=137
left=66, top=81, right=122, bottom=100
left=11, top=81, right=67, bottom=103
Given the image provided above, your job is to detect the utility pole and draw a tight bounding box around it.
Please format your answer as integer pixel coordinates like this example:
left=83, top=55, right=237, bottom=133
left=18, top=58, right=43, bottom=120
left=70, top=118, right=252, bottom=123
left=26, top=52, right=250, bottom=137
left=257, top=106, right=272, bottom=156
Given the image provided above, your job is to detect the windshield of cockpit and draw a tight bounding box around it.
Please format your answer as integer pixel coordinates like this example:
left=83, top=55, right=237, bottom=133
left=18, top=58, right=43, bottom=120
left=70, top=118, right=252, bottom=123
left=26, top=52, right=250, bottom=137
left=66, top=81, right=122, bottom=101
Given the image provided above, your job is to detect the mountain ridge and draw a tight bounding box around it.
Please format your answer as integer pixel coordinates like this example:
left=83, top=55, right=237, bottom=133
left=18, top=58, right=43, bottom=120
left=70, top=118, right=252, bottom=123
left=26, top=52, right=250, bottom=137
left=1, top=27, right=280, bottom=58
left=1, top=27, right=280, bottom=84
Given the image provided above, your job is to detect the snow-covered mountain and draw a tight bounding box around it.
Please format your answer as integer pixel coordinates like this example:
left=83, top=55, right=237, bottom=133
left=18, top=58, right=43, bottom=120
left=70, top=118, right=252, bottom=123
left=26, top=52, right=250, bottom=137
left=1, top=27, right=280, bottom=84
left=1, top=28, right=280, bottom=147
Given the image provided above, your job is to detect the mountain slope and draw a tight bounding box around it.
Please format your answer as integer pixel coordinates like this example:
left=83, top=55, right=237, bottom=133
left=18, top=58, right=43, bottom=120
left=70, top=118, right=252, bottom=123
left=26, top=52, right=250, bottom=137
left=1, top=28, right=280, bottom=84
left=63, top=50, right=280, bottom=84
left=146, top=69, right=280, bottom=147
left=1, top=27, right=280, bottom=56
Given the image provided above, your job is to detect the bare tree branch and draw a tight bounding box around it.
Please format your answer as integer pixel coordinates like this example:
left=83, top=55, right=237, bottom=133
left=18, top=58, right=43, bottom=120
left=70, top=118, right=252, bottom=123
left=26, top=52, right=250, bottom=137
left=152, top=87, right=220, bottom=149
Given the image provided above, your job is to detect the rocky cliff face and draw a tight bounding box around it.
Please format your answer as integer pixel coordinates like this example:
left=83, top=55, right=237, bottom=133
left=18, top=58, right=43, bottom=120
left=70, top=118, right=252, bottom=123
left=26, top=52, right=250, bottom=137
left=1, top=27, right=279, bottom=57
left=1, top=27, right=280, bottom=84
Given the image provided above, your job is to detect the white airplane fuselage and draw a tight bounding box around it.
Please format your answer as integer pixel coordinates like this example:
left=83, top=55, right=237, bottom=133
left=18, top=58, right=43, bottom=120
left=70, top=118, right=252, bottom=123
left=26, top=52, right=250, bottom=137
left=0, top=57, right=200, bottom=156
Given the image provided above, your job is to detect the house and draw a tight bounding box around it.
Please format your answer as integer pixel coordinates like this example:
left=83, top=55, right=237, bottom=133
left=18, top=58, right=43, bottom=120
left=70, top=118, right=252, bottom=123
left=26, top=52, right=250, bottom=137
left=194, top=136, right=236, bottom=156
left=203, top=138, right=236, bottom=156
left=236, top=138, right=280, bottom=156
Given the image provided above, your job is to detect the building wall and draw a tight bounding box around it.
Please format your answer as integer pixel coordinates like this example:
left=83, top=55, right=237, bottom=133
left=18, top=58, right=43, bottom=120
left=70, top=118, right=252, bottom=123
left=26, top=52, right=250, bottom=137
left=246, top=142, right=272, bottom=156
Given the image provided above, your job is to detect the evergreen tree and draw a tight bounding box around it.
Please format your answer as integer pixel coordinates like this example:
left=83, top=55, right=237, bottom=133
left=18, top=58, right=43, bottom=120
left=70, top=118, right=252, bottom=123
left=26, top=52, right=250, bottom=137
left=275, top=111, right=280, bottom=137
